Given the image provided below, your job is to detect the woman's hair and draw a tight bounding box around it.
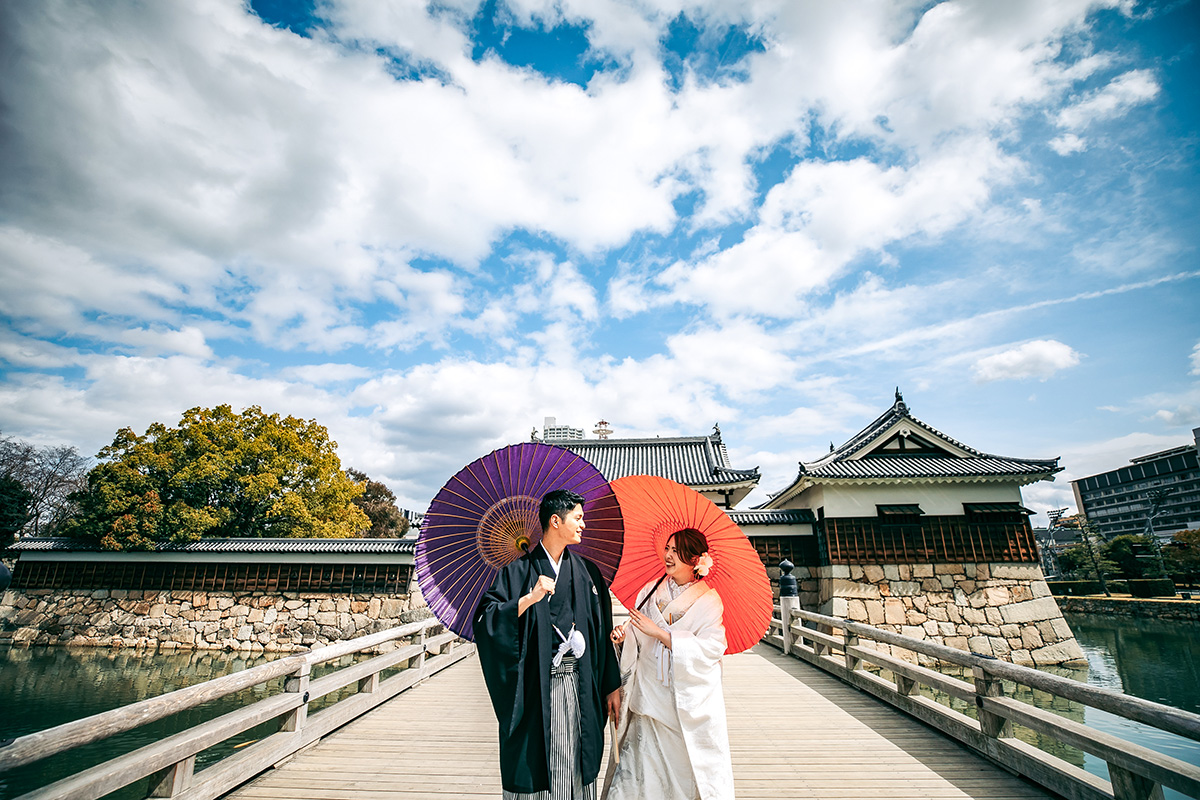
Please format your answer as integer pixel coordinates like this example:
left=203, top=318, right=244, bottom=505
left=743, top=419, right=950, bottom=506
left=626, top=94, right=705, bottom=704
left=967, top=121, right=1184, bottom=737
left=670, top=527, right=709, bottom=569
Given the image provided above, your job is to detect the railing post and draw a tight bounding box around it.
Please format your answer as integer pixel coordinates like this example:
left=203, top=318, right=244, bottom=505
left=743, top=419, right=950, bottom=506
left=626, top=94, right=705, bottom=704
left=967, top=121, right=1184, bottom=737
left=358, top=670, right=380, bottom=694
left=281, top=661, right=311, bottom=733
left=813, top=623, right=831, bottom=657
left=148, top=755, right=195, bottom=798
left=415, top=622, right=428, bottom=677
left=1108, top=764, right=1165, bottom=800
left=843, top=629, right=860, bottom=671
left=780, top=597, right=800, bottom=656
left=778, top=559, right=799, bottom=656
left=973, top=665, right=1011, bottom=739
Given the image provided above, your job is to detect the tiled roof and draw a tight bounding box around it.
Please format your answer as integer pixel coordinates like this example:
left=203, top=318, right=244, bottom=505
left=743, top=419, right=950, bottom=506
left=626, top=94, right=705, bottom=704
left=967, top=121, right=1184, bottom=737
left=798, top=393, right=1059, bottom=481
left=7, top=537, right=417, bottom=554
left=555, top=432, right=759, bottom=489
left=804, top=456, right=1060, bottom=481
left=762, top=393, right=1061, bottom=507
left=725, top=508, right=815, bottom=526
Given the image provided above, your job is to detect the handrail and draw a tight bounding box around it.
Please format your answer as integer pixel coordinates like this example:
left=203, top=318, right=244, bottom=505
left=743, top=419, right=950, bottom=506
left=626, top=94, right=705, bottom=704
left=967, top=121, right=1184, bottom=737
left=0, top=616, right=472, bottom=800
left=769, top=600, right=1200, bottom=800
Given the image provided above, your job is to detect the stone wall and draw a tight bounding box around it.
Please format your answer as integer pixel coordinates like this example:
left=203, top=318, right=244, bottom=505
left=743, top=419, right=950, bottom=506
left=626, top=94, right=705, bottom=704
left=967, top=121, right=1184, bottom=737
left=0, top=587, right=429, bottom=651
left=804, top=561, right=1086, bottom=666
left=1057, top=595, right=1200, bottom=621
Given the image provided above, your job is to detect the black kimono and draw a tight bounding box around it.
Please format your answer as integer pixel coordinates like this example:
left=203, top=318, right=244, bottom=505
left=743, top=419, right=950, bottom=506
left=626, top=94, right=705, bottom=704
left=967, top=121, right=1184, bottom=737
left=475, top=546, right=621, bottom=795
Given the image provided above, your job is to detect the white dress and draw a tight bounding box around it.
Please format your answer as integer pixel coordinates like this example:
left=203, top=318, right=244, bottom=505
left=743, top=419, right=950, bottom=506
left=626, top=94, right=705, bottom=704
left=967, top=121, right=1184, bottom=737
left=604, top=578, right=733, bottom=800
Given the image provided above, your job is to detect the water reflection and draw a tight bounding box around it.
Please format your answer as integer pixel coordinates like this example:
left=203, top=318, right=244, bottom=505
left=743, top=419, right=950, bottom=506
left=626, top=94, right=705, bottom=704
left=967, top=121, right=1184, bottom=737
left=0, top=645, right=399, bottom=800
left=1068, top=613, right=1200, bottom=714
left=873, top=614, right=1200, bottom=800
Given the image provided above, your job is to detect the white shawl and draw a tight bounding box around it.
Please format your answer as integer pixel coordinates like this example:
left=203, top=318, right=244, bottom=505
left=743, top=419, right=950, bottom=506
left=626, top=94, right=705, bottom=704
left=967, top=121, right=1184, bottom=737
left=614, top=577, right=733, bottom=800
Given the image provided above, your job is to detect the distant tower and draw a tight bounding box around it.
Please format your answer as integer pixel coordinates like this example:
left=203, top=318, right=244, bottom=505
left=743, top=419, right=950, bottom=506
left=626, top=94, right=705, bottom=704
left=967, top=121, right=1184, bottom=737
left=543, top=416, right=584, bottom=441
left=593, top=419, right=613, bottom=440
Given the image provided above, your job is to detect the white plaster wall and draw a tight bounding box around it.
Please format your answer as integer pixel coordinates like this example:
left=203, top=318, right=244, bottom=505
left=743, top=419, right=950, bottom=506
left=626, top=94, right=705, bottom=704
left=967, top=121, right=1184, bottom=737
left=788, top=482, right=1025, bottom=517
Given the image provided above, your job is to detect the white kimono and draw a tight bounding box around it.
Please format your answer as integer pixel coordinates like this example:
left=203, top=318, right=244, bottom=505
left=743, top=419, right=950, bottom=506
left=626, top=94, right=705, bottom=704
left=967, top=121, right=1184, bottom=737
left=604, top=578, right=733, bottom=800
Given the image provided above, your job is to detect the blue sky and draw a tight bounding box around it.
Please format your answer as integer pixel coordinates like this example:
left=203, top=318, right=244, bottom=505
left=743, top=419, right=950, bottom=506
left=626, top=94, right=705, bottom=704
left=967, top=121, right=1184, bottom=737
left=1, top=0, right=1198, bottom=524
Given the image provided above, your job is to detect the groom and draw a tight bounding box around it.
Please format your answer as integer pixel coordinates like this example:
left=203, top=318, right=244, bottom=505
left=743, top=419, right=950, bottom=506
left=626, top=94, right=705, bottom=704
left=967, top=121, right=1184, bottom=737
left=475, top=489, right=622, bottom=798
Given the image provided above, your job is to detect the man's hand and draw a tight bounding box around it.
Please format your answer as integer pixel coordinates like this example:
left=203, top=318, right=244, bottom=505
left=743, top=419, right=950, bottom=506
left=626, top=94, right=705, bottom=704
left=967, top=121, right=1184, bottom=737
left=518, top=575, right=556, bottom=616
left=609, top=621, right=627, bottom=645
left=606, top=688, right=621, bottom=720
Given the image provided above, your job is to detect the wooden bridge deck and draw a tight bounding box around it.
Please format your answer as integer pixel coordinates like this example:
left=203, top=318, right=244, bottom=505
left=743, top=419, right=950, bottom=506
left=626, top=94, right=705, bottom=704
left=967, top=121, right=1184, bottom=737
left=222, top=645, right=1050, bottom=800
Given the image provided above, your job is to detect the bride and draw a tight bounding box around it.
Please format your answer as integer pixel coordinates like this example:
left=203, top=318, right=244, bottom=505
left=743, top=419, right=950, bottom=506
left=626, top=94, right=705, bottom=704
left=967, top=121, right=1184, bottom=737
left=604, top=527, right=734, bottom=800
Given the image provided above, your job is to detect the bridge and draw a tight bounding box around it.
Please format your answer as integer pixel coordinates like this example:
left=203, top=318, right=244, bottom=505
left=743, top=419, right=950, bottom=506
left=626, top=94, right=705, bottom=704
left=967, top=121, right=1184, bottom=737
left=2, top=606, right=1198, bottom=800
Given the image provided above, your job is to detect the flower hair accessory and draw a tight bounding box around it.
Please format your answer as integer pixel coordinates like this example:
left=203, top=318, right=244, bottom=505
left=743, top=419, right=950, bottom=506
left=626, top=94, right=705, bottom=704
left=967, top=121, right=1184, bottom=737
left=694, top=552, right=713, bottom=577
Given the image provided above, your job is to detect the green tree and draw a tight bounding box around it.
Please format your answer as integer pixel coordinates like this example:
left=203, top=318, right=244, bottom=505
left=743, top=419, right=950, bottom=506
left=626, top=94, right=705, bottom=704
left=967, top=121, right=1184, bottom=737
left=63, top=405, right=369, bottom=549
left=0, top=474, right=34, bottom=549
left=1103, top=534, right=1159, bottom=579
left=346, top=468, right=410, bottom=538
left=1165, top=529, right=1200, bottom=584
left=1056, top=522, right=1116, bottom=592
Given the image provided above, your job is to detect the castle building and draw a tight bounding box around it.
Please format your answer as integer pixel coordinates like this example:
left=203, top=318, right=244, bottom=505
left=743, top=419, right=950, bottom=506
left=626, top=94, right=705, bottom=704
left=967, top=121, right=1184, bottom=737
left=552, top=392, right=1084, bottom=665
left=555, top=424, right=761, bottom=508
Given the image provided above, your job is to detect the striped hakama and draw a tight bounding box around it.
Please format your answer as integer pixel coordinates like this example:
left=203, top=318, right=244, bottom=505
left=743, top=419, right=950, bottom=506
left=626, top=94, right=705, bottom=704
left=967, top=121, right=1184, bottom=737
left=503, top=654, right=596, bottom=800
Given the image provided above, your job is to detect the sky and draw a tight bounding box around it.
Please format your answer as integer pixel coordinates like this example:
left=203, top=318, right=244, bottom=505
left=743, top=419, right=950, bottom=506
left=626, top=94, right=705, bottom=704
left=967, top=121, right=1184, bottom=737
left=1, top=0, right=1198, bottom=525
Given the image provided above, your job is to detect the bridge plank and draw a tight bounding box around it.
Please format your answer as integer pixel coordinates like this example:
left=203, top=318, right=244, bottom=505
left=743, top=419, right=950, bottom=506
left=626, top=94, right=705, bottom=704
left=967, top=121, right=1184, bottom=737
left=223, top=644, right=1052, bottom=800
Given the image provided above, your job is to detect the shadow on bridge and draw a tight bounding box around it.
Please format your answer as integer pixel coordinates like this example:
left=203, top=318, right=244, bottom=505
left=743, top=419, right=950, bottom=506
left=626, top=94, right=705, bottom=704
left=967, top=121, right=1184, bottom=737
left=222, top=645, right=1049, bottom=800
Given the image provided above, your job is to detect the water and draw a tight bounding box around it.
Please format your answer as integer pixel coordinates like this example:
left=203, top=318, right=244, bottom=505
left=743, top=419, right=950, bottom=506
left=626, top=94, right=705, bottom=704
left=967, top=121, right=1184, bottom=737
left=1065, top=612, right=1200, bottom=800
left=1, top=615, right=1198, bottom=799
left=0, top=646, right=385, bottom=800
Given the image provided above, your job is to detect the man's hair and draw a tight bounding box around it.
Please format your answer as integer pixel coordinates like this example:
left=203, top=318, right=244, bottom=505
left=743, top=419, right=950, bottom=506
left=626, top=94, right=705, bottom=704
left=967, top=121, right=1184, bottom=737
left=539, top=489, right=586, bottom=532
left=670, top=527, right=709, bottom=568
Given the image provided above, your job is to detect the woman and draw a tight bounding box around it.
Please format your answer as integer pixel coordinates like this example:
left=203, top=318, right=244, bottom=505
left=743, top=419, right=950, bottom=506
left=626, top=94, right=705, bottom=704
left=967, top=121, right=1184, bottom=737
left=604, top=528, right=734, bottom=800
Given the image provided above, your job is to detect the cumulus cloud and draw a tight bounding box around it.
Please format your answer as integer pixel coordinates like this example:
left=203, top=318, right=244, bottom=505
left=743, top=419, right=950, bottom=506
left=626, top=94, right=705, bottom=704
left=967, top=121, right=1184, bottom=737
left=972, top=340, right=1082, bottom=382
left=1056, top=69, right=1160, bottom=131
left=0, top=0, right=1184, bottom=512
left=1049, top=133, right=1087, bottom=155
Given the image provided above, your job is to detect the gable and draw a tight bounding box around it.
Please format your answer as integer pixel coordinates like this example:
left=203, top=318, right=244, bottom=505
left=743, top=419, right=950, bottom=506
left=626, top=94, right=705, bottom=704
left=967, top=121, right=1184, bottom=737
left=859, top=427, right=957, bottom=458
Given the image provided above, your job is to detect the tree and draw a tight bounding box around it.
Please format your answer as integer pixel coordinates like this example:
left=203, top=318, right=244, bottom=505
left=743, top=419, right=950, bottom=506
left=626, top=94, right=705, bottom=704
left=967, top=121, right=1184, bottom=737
left=1165, top=529, right=1200, bottom=585
left=0, top=431, right=90, bottom=536
left=1103, top=534, right=1159, bottom=579
left=346, top=468, right=411, bottom=538
left=1056, top=521, right=1116, bottom=594
left=0, top=475, right=34, bottom=550
left=62, top=405, right=369, bottom=549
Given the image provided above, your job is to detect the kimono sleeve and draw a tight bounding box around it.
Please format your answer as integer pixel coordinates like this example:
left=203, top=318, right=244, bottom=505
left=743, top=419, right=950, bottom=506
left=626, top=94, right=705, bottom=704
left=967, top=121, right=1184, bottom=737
left=474, top=563, right=529, bottom=732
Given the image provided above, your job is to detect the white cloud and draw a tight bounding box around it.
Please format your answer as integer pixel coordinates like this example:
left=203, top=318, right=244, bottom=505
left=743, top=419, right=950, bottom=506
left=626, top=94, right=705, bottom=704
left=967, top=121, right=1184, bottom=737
left=1049, top=133, right=1087, bottom=155
left=1056, top=69, right=1160, bottom=131
left=1191, top=341, right=1200, bottom=376
left=665, top=138, right=1015, bottom=316
left=972, top=340, right=1082, bottom=382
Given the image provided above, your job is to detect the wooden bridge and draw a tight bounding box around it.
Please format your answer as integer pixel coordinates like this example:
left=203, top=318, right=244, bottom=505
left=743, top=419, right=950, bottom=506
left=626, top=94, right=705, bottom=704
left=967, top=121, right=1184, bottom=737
left=3, top=606, right=1199, bottom=800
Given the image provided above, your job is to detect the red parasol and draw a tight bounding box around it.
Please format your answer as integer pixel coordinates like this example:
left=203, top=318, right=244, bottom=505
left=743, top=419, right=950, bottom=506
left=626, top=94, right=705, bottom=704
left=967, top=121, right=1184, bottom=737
left=610, top=475, right=772, bottom=655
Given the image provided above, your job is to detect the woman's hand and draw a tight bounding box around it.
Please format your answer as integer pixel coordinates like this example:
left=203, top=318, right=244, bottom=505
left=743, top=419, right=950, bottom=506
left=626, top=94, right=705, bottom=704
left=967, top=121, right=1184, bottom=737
left=627, top=608, right=671, bottom=649
left=610, top=621, right=627, bottom=645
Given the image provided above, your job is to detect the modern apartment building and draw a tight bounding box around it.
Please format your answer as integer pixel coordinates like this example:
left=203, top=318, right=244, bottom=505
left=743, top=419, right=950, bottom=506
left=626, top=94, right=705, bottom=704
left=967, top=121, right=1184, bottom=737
left=1071, top=428, right=1200, bottom=539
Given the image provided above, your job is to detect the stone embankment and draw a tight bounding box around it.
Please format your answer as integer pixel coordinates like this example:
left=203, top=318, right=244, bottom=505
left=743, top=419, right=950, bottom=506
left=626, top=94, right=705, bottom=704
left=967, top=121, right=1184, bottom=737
left=790, top=561, right=1085, bottom=666
left=0, top=588, right=428, bottom=651
left=1057, top=595, right=1200, bottom=621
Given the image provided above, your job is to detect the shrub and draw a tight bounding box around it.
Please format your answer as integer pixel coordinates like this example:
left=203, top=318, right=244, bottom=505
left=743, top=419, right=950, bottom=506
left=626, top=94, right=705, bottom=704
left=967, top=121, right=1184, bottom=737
left=1047, top=580, right=1103, bottom=596
left=1127, top=578, right=1176, bottom=598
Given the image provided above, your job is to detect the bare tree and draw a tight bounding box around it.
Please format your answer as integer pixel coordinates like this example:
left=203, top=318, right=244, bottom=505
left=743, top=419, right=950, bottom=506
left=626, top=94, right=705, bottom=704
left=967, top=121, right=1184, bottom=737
left=0, top=431, right=91, bottom=537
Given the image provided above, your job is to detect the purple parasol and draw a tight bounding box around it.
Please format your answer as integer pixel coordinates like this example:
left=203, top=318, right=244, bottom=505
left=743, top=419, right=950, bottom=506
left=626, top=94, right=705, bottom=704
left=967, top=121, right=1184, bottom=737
left=416, top=442, right=623, bottom=640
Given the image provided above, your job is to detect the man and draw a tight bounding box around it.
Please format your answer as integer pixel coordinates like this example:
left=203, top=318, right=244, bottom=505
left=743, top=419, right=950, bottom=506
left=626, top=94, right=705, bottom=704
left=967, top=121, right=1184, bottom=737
left=475, top=489, right=622, bottom=799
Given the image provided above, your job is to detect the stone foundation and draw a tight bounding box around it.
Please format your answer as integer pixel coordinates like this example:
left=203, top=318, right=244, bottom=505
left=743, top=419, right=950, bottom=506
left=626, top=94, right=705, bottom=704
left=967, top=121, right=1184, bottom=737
left=806, top=562, right=1085, bottom=666
left=0, top=588, right=429, bottom=651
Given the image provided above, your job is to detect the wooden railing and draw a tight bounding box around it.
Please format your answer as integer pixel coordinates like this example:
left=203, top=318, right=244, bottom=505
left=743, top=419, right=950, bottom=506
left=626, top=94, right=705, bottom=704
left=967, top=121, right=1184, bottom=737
left=0, top=617, right=472, bottom=800
left=768, top=599, right=1200, bottom=800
